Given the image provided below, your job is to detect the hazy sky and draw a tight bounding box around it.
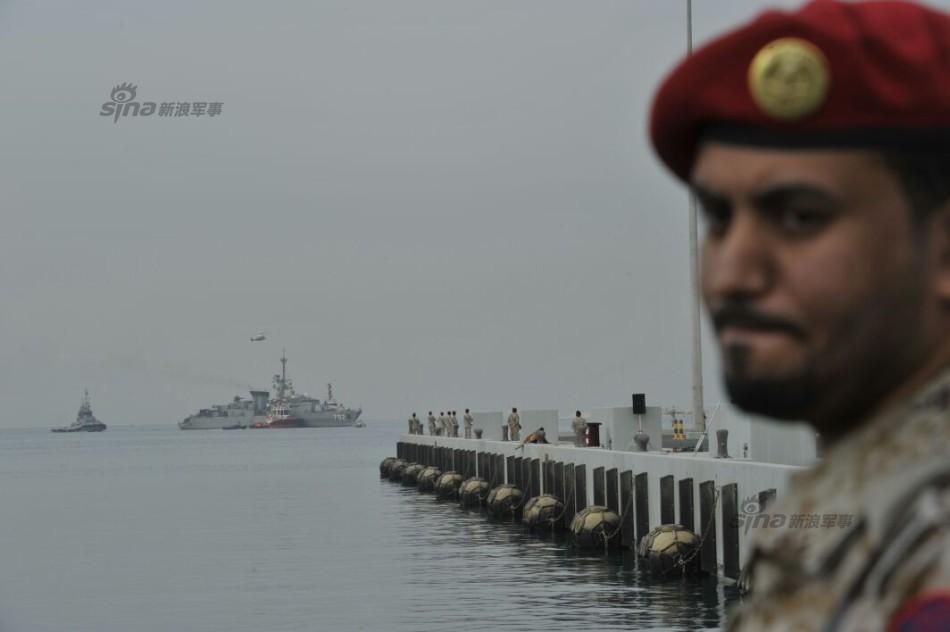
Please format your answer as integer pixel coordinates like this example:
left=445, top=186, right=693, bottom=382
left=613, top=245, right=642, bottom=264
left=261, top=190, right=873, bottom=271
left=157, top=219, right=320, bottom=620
left=3, top=0, right=947, bottom=428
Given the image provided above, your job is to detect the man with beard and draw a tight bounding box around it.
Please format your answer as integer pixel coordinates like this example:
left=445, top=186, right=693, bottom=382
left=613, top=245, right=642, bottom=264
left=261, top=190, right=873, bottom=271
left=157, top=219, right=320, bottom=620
left=650, top=1, right=950, bottom=629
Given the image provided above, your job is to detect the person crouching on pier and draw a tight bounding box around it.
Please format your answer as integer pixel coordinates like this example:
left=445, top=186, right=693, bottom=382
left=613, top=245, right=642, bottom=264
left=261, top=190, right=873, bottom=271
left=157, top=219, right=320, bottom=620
left=518, top=427, right=548, bottom=448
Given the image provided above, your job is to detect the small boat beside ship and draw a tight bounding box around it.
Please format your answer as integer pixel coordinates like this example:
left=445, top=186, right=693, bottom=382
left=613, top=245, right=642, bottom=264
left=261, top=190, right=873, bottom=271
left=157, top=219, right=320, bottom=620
left=52, top=390, right=107, bottom=433
left=263, top=401, right=303, bottom=428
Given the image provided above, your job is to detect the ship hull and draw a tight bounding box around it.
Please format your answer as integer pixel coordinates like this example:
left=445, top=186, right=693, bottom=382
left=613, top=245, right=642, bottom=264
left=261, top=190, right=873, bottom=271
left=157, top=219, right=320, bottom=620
left=178, top=413, right=261, bottom=430
left=179, top=402, right=361, bottom=430
left=267, top=416, right=304, bottom=428
left=297, top=408, right=362, bottom=428
left=52, top=424, right=107, bottom=433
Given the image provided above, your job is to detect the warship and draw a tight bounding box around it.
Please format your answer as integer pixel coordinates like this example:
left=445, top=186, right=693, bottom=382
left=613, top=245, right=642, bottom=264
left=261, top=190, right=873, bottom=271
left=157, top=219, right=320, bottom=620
left=53, top=390, right=107, bottom=433
left=178, top=352, right=361, bottom=430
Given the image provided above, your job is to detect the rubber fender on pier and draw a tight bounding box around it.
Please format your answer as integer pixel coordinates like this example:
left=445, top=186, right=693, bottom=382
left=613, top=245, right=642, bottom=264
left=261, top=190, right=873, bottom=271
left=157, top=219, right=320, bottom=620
left=388, top=459, right=410, bottom=481
left=434, top=471, right=464, bottom=500
left=570, top=506, right=622, bottom=550
left=379, top=457, right=397, bottom=478
left=458, top=477, right=491, bottom=507
left=401, top=463, right=425, bottom=486
left=522, top=494, right=565, bottom=531
left=486, top=484, right=524, bottom=519
left=638, top=524, right=701, bottom=576
left=416, top=467, right=442, bottom=492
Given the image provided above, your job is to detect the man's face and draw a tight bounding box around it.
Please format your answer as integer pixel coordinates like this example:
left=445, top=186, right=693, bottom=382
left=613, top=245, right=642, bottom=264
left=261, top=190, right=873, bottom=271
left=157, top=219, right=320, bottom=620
left=692, top=143, right=934, bottom=433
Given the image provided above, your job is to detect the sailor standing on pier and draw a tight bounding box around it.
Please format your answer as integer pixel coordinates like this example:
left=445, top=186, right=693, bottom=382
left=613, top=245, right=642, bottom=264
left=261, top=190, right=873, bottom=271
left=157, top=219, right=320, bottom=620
left=572, top=411, right=587, bottom=447
left=650, top=2, right=950, bottom=628
left=408, top=413, right=418, bottom=435
left=507, top=407, right=521, bottom=442
left=450, top=411, right=459, bottom=437
left=438, top=411, right=448, bottom=436
left=427, top=411, right=436, bottom=436
left=463, top=409, right=474, bottom=439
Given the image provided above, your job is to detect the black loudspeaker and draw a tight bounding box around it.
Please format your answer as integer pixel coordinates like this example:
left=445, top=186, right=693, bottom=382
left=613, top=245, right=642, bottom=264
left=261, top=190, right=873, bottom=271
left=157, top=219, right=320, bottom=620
left=632, top=393, right=646, bottom=415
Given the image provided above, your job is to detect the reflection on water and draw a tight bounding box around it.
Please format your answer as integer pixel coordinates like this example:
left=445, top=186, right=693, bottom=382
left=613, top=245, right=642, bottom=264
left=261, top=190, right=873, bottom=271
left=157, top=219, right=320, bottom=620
left=383, top=482, right=738, bottom=632
left=0, top=424, right=738, bottom=632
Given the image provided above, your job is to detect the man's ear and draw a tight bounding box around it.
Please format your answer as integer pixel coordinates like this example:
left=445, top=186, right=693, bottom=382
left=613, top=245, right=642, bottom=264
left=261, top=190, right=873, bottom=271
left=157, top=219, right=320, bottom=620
left=933, top=201, right=950, bottom=304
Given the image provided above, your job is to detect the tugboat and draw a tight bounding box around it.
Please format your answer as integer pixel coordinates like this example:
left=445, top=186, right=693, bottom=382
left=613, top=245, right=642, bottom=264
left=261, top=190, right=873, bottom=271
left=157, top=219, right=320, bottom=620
left=264, top=350, right=303, bottom=428
left=265, top=400, right=303, bottom=428
left=52, top=390, right=107, bottom=433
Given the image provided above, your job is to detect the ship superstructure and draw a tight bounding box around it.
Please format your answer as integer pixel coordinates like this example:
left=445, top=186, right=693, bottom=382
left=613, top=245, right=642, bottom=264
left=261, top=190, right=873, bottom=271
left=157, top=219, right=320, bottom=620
left=274, top=352, right=362, bottom=428
left=177, top=393, right=267, bottom=430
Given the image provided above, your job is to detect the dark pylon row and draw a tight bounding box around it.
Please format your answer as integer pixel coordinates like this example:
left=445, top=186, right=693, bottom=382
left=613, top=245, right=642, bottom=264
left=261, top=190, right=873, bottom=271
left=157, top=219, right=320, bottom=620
left=380, top=453, right=698, bottom=572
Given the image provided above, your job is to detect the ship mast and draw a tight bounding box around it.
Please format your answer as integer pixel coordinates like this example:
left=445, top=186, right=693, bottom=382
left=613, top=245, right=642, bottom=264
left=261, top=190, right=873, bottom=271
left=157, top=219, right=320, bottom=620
left=279, top=349, right=287, bottom=401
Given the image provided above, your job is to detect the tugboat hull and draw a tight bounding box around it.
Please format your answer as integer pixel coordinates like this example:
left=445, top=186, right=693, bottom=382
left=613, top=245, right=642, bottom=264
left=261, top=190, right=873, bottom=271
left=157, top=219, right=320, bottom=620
left=267, top=417, right=303, bottom=428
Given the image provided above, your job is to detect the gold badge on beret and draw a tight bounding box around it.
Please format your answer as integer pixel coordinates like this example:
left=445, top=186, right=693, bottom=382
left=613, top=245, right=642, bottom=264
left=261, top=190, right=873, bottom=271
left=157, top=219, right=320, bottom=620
left=748, top=37, right=830, bottom=121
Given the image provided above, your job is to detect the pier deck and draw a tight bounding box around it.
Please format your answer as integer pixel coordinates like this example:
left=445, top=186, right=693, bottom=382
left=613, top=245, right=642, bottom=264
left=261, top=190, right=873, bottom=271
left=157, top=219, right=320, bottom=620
left=396, top=434, right=803, bottom=580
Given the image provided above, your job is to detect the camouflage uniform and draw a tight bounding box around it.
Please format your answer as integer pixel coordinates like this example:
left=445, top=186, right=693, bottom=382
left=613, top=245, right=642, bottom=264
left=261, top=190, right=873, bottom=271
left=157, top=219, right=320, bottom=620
left=463, top=412, right=474, bottom=439
left=730, top=367, right=950, bottom=631
left=507, top=412, right=521, bottom=442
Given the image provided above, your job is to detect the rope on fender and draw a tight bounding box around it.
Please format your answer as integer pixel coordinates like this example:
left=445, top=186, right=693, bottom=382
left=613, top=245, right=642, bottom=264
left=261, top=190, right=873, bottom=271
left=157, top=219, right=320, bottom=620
left=670, top=485, right=720, bottom=573
left=600, top=490, right=635, bottom=552
left=547, top=482, right=575, bottom=528
left=509, top=465, right=533, bottom=513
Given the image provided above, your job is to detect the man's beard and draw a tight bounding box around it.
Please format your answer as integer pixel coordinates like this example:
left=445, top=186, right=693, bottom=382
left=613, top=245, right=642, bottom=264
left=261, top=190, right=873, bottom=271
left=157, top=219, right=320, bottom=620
left=722, top=345, right=819, bottom=420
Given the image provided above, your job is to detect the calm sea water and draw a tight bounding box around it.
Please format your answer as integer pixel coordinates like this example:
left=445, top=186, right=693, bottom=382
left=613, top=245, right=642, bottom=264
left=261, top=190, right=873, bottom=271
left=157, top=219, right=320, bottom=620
left=0, top=423, right=738, bottom=632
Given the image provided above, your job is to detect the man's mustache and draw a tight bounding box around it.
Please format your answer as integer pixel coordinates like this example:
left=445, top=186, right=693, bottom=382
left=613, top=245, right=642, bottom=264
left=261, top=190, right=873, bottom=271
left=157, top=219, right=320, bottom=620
left=711, top=304, right=806, bottom=340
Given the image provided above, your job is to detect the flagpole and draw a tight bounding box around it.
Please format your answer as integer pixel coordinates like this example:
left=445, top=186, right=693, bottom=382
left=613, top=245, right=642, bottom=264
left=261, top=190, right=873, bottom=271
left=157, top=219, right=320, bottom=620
left=686, top=0, right=706, bottom=436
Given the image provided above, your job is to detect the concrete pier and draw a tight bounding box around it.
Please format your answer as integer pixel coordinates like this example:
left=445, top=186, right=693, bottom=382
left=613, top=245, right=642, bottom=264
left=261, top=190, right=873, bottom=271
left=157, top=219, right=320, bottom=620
left=395, top=434, right=802, bottom=580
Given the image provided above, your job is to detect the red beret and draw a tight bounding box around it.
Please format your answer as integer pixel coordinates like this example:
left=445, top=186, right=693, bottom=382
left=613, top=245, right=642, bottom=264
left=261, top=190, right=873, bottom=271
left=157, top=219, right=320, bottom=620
left=650, top=0, right=950, bottom=182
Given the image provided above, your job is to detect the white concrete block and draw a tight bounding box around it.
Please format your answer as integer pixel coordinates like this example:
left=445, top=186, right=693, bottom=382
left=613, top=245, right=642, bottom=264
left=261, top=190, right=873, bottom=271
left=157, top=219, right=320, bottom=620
left=472, top=412, right=504, bottom=440
left=592, top=406, right=663, bottom=452
left=711, top=404, right=818, bottom=466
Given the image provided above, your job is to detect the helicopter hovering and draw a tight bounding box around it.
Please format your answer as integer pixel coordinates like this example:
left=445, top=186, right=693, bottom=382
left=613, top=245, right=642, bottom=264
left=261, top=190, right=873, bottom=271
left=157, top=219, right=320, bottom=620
left=250, top=332, right=267, bottom=342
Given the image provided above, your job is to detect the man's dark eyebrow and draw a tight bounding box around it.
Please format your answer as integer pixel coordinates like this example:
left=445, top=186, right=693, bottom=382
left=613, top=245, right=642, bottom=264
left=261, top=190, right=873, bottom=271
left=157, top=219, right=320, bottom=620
left=748, top=183, right=842, bottom=210
left=690, top=182, right=728, bottom=207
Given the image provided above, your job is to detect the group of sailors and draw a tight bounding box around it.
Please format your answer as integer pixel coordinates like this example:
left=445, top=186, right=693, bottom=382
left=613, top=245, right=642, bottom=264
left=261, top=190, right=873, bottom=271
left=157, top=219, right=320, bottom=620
left=407, top=410, right=476, bottom=438
left=407, top=407, right=591, bottom=448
